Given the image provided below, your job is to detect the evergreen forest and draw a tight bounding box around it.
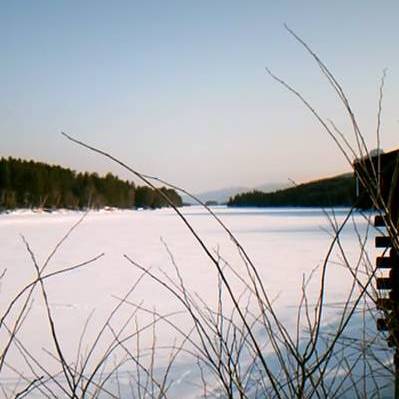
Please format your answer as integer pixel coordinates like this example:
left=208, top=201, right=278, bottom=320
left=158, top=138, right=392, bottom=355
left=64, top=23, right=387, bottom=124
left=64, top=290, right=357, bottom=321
left=0, top=157, right=182, bottom=210
left=227, top=174, right=355, bottom=207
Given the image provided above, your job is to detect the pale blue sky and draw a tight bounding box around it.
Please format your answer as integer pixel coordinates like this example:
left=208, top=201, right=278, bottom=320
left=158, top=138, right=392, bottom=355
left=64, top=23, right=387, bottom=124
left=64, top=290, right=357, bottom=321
left=1, top=1, right=398, bottom=192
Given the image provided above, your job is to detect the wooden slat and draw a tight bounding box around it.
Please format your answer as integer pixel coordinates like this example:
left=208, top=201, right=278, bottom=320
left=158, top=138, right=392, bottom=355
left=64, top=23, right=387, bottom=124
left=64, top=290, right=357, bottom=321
left=377, top=318, right=389, bottom=331
left=377, top=298, right=393, bottom=310
left=375, top=215, right=386, bottom=227
left=377, top=256, right=391, bottom=268
left=376, top=236, right=392, bottom=248
left=377, top=277, right=393, bottom=290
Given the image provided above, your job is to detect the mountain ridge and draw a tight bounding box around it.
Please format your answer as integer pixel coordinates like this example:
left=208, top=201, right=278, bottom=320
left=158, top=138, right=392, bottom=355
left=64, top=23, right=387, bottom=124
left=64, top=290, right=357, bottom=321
left=182, top=182, right=289, bottom=205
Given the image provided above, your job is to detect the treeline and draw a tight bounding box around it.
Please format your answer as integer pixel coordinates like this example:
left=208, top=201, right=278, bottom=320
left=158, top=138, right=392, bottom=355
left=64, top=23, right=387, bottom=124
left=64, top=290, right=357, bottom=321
left=228, top=174, right=355, bottom=207
left=0, top=157, right=182, bottom=210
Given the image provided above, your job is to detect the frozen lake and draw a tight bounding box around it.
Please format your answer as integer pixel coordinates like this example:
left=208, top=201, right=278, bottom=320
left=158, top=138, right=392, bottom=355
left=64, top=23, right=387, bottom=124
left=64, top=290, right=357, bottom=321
left=0, top=206, right=391, bottom=397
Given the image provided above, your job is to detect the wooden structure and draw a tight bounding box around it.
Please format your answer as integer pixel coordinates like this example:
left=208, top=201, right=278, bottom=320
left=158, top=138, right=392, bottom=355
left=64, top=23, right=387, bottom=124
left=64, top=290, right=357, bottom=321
left=354, top=148, right=399, bottom=396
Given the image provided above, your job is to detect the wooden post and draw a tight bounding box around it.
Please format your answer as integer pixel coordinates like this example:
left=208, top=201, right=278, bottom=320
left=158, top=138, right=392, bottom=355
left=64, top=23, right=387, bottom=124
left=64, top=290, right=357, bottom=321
left=375, top=216, right=399, bottom=397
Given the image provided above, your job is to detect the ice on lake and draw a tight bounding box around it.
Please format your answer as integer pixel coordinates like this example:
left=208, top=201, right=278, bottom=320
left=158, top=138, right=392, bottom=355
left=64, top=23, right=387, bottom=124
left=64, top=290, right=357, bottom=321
left=0, top=206, right=392, bottom=397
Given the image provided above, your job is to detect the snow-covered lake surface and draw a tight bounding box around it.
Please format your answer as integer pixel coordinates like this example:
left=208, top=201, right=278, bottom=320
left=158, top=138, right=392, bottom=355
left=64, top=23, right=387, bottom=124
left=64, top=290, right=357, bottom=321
left=0, top=206, right=391, bottom=397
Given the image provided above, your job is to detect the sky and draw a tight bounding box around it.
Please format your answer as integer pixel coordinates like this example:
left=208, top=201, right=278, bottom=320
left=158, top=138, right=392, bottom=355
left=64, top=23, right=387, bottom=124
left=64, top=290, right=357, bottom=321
left=1, top=1, right=398, bottom=193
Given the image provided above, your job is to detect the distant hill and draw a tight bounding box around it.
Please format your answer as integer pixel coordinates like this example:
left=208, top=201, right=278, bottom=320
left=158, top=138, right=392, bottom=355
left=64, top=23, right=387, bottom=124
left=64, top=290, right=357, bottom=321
left=182, top=183, right=287, bottom=205
left=227, top=174, right=355, bottom=207
left=182, top=187, right=248, bottom=205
